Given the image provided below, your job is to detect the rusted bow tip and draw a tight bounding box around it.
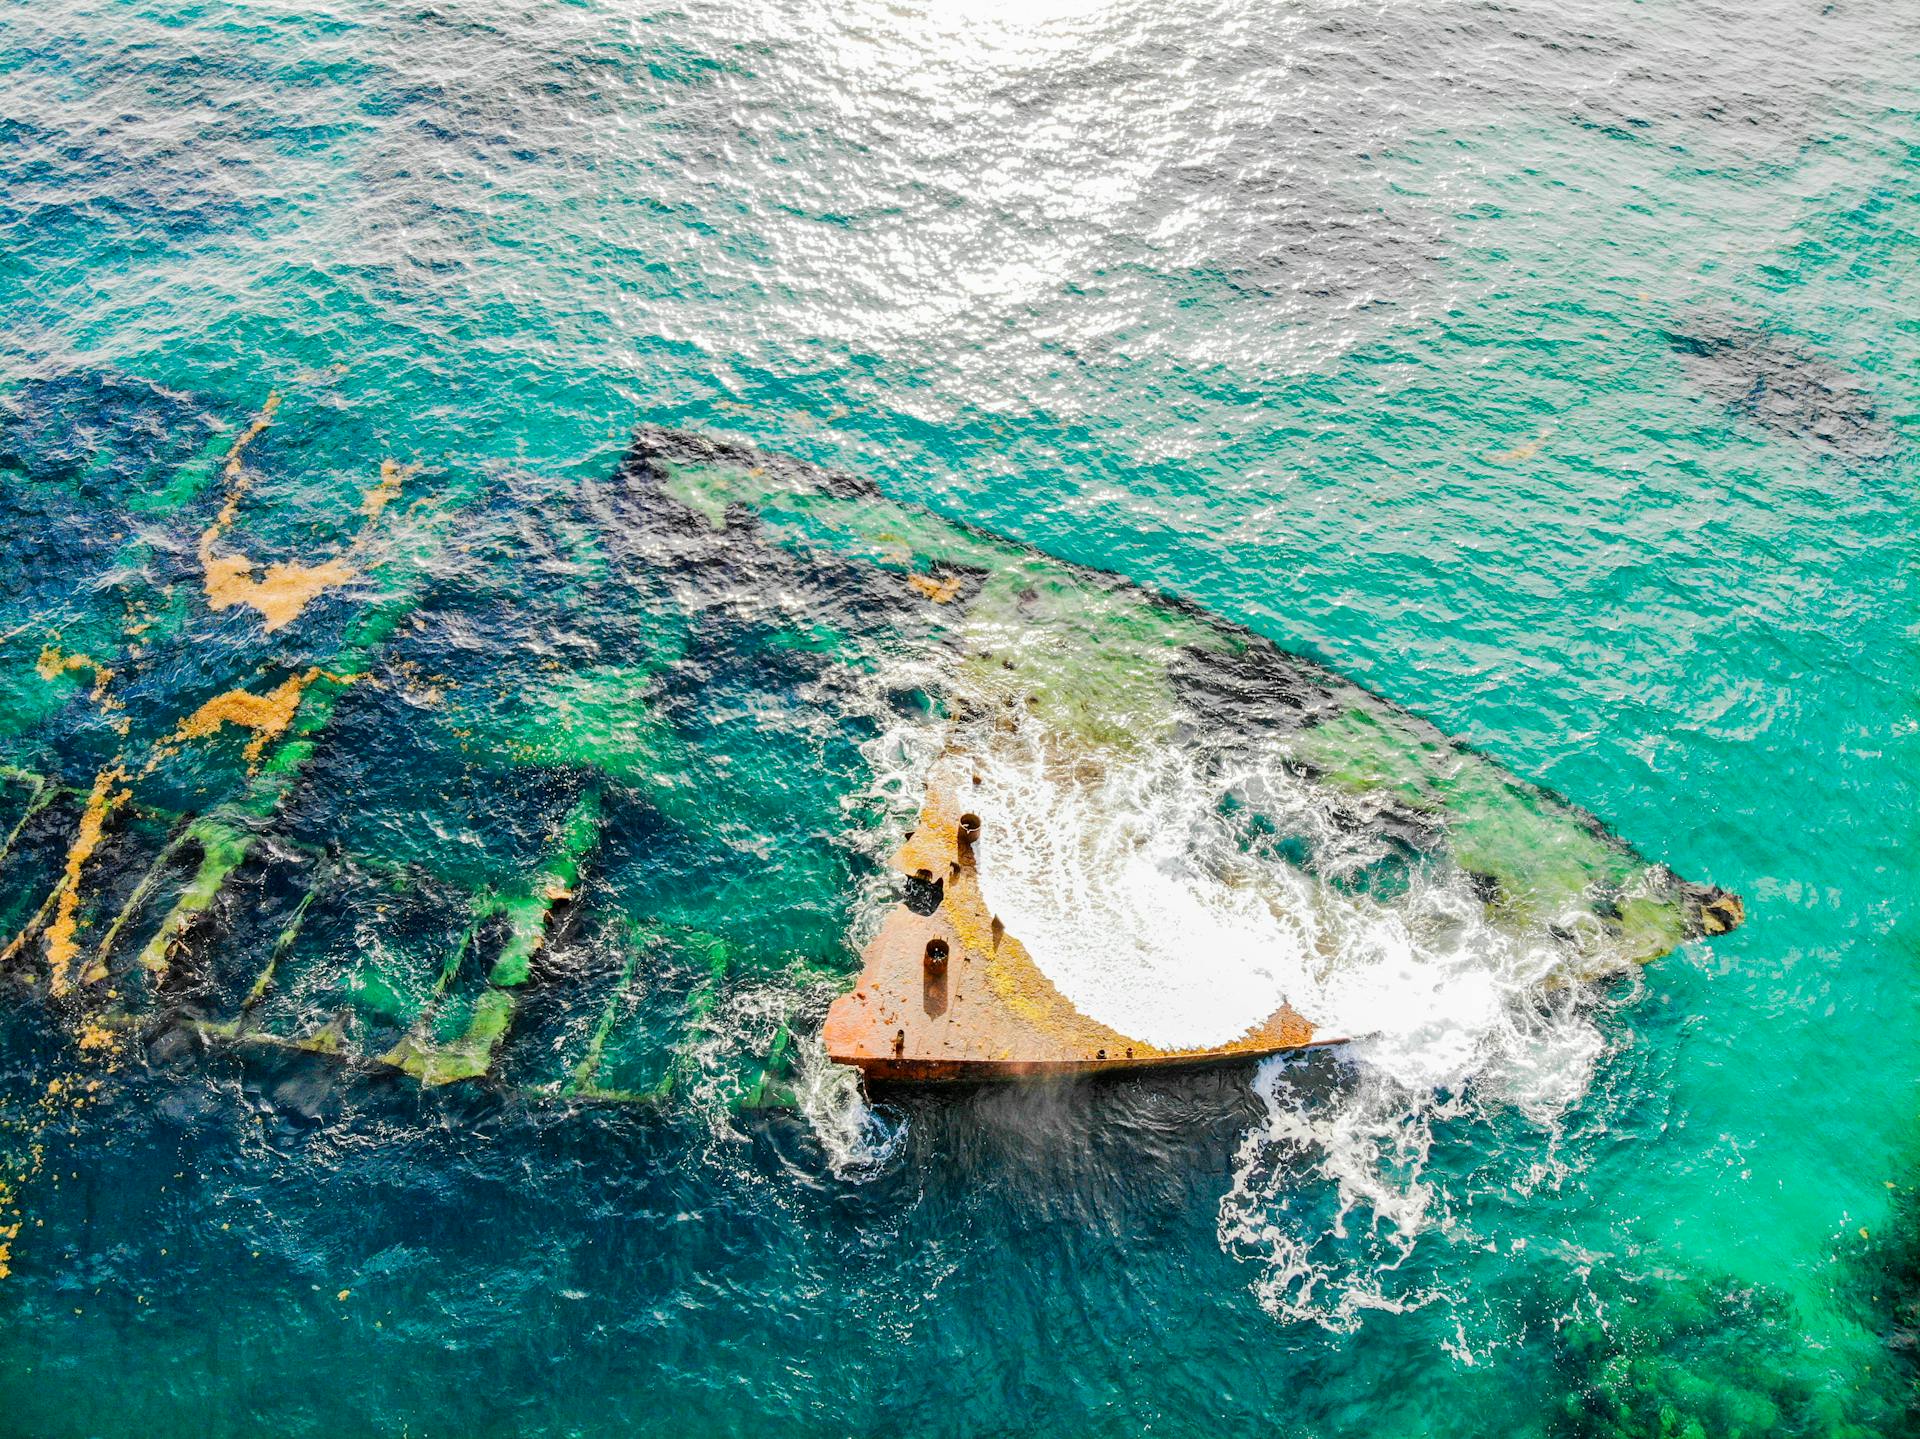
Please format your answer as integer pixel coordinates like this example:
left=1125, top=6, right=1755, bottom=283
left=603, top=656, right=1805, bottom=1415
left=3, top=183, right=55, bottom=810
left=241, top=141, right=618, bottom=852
left=1686, top=884, right=1746, bottom=937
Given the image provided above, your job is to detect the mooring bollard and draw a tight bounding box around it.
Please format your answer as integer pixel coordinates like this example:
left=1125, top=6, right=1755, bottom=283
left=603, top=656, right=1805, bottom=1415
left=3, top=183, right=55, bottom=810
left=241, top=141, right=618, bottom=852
left=923, top=938, right=948, bottom=976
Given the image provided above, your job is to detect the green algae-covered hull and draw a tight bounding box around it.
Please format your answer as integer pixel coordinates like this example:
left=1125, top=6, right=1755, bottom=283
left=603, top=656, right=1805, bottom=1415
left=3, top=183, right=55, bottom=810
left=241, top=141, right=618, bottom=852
left=0, top=373, right=1737, bottom=1106
left=630, top=425, right=1742, bottom=1042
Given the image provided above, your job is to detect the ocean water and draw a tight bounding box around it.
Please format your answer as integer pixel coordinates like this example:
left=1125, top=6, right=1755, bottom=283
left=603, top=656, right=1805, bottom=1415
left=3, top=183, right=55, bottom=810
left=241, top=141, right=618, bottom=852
left=0, top=0, right=1917, bottom=1435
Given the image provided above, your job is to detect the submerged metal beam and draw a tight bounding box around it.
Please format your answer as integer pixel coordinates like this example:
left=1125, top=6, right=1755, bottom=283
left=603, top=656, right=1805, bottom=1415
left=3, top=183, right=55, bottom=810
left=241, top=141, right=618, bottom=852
left=382, top=786, right=604, bottom=1086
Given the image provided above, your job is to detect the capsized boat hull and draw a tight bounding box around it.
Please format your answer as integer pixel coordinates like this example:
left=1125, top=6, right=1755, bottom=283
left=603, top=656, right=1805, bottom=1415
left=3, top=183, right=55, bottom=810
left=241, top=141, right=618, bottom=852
left=0, top=375, right=1743, bottom=1103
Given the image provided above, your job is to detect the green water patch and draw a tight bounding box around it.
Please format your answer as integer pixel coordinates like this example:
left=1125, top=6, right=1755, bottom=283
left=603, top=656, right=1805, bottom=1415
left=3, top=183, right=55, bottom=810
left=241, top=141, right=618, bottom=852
left=0, top=652, right=80, bottom=748
left=0, top=639, right=136, bottom=789
left=603, top=723, right=866, bottom=969
left=955, top=571, right=1224, bottom=751
left=1285, top=701, right=1663, bottom=936
left=0, top=768, right=57, bottom=869
left=658, top=448, right=1224, bottom=751
left=484, top=908, right=639, bottom=1096
left=379, top=785, right=605, bottom=1086
left=455, top=661, right=685, bottom=789
left=489, top=918, right=733, bottom=1103
left=569, top=926, right=732, bottom=1102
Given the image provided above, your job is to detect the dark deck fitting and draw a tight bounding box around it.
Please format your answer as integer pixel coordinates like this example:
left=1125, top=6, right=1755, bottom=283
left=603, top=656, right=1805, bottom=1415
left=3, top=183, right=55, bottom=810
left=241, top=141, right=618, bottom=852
left=824, top=771, right=1338, bottom=1082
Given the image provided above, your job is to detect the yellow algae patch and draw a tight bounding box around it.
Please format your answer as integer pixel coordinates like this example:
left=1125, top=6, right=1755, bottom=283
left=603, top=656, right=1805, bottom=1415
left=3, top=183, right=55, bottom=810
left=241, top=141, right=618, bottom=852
left=44, top=765, right=130, bottom=996
left=200, top=549, right=358, bottom=633
left=908, top=571, right=964, bottom=604
left=360, top=458, right=418, bottom=521
left=868, top=532, right=914, bottom=567
left=3, top=980, right=132, bottom=1281
left=162, top=668, right=340, bottom=769
left=223, top=393, right=282, bottom=479
left=0, top=1169, right=28, bottom=1280
left=196, top=393, right=415, bottom=633
left=35, top=646, right=116, bottom=708
left=1491, top=430, right=1550, bottom=464
left=197, top=392, right=324, bottom=631
left=388, top=658, right=447, bottom=708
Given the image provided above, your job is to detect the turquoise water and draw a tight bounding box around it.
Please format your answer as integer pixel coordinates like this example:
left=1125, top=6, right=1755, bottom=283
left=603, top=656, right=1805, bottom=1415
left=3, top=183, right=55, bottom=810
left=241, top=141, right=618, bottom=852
left=1, top=0, right=1917, bottom=1434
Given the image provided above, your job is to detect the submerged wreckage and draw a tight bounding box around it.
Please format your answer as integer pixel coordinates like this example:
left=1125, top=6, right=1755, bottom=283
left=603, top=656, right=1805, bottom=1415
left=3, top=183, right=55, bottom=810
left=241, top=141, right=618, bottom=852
left=0, top=373, right=1742, bottom=1107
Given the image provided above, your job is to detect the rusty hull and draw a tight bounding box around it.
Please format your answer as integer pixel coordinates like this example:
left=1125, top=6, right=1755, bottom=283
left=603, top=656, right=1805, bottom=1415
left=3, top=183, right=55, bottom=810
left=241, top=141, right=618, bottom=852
left=823, top=770, right=1336, bottom=1082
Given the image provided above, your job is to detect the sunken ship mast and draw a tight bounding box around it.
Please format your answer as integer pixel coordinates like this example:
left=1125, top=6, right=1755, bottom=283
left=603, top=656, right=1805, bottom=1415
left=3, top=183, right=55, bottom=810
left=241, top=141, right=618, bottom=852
left=626, top=429, right=1743, bottom=1083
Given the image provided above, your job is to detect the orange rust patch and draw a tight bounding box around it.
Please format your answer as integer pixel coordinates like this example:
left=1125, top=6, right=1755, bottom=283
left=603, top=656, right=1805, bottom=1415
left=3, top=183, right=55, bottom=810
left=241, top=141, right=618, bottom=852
left=907, top=571, right=963, bottom=604
left=42, top=765, right=130, bottom=997
left=160, top=667, right=340, bottom=770
left=823, top=762, right=1327, bottom=1081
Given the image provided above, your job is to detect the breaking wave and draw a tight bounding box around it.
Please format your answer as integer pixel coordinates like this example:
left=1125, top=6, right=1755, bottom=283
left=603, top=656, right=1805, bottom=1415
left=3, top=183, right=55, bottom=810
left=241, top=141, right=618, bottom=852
left=964, top=725, right=1627, bottom=1328
left=1216, top=998, right=1612, bottom=1330
left=791, top=1029, right=910, bottom=1181
left=682, top=973, right=910, bottom=1183
left=790, top=649, right=948, bottom=1177
left=969, top=729, right=1586, bottom=1050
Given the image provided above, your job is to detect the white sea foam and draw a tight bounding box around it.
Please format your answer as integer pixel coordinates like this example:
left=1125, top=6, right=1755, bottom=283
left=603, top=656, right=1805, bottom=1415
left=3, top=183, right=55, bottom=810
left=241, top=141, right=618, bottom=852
left=811, top=647, right=1625, bottom=1294
left=791, top=1028, right=909, bottom=1181
left=970, top=739, right=1317, bottom=1047
left=790, top=649, right=949, bottom=1178
left=957, top=725, right=1621, bottom=1328
left=968, top=731, right=1581, bottom=1051
left=689, top=974, right=910, bottom=1183
left=1216, top=996, right=1610, bottom=1330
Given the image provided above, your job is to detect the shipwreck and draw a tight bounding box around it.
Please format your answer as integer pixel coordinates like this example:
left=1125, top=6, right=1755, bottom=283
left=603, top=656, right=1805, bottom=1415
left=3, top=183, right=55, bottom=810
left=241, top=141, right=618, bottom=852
left=0, top=373, right=1741, bottom=1108
left=619, top=430, right=1743, bottom=1081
